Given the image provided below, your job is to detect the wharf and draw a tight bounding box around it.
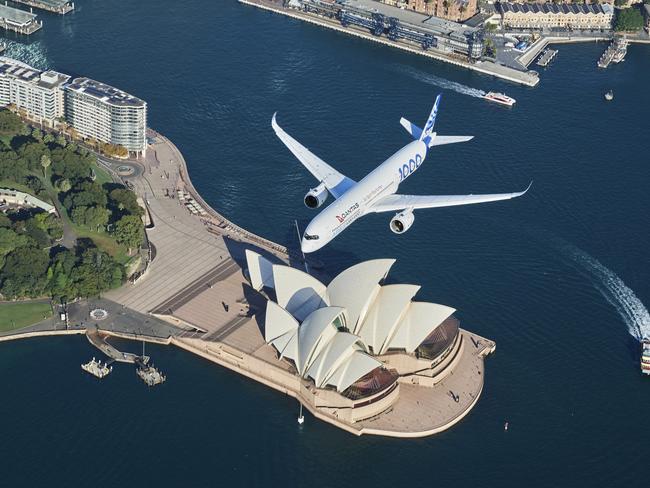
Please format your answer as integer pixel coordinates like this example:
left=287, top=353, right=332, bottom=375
left=11, top=0, right=74, bottom=14
left=0, top=4, right=42, bottom=35
left=598, top=38, right=627, bottom=68
left=536, top=48, right=557, bottom=67
left=86, top=328, right=148, bottom=364
left=237, top=0, right=539, bottom=87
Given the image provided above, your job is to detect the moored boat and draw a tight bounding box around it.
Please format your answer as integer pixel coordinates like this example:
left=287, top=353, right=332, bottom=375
left=484, top=91, right=516, bottom=107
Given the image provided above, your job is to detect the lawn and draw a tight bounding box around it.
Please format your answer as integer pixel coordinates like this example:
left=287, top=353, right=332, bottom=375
left=91, top=162, right=114, bottom=186
left=0, top=301, right=52, bottom=332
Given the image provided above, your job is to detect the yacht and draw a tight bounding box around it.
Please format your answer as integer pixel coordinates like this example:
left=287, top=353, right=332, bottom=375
left=641, top=340, right=650, bottom=375
left=484, top=92, right=516, bottom=107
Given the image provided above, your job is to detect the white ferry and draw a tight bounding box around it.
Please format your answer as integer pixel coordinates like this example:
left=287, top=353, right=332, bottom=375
left=641, top=340, right=650, bottom=375
left=483, top=92, right=516, bottom=107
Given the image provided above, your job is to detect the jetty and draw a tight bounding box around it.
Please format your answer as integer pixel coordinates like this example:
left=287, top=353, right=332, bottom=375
left=11, top=0, right=73, bottom=14
left=0, top=4, right=42, bottom=35
left=136, top=359, right=166, bottom=386
left=85, top=328, right=149, bottom=364
left=536, top=48, right=557, bottom=67
left=598, top=38, right=628, bottom=69
left=81, top=357, right=112, bottom=378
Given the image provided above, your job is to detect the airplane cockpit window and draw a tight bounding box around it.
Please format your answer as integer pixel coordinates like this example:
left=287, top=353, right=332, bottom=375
left=304, top=234, right=320, bottom=241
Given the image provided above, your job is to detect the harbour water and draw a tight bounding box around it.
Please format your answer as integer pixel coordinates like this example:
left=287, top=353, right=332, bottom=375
left=1, top=0, right=650, bottom=486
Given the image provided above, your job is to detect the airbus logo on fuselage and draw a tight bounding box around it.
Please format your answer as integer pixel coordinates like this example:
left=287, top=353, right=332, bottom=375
left=336, top=202, right=359, bottom=223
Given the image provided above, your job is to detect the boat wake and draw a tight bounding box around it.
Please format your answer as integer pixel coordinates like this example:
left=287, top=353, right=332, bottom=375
left=556, top=239, right=650, bottom=342
left=2, top=41, right=50, bottom=70
left=392, top=65, right=485, bottom=98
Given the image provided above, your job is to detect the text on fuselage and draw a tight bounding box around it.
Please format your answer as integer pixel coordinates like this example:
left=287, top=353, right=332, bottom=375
left=398, top=154, right=423, bottom=182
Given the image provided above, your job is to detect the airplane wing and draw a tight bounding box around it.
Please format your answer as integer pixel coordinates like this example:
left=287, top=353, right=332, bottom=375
left=272, top=113, right=356, bottom=199
left=368, top=183, right=532, bottom=213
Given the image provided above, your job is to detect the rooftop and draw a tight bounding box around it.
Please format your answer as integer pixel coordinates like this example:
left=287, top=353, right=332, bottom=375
left=498, top=2, right=613, bottom=15
left=341, top=0, right=480, bottom=39
left=66, top=77, right=146, bottom=108
left=0, top=4, right=37, bottom=24
left=0, top=57, right=70, bottom=88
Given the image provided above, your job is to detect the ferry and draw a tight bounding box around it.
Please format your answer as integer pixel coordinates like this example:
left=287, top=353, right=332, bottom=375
left=483, top=92, right=516, bottom=107
left=641, top=340, right=650, bottom=375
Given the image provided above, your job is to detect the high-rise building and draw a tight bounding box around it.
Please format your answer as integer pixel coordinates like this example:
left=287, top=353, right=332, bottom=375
left=65, top=77, right=147, bottom=155
left=0, top=58, right=69, bottom=127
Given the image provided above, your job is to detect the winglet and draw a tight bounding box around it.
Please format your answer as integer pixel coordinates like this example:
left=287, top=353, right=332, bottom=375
left=515, top=181, right=533, bottom=197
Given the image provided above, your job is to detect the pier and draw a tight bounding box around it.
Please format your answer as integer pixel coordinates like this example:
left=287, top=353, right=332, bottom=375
left=536, top=48, right=557, bottom=67
left=0, top=4, right=42, bottom=35
left=11, top=0, right=73, bottom=14
left=598, top=38, right=628, bottom=69
left=81, top=357, right=112, bottom=378
left=85, top=328, right=148, bottom=364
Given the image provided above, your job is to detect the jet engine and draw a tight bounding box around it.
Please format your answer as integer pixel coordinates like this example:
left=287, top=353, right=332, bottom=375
left=304, top=182, right=328, bottom=209
left=389, top=209, right=415, bottom=234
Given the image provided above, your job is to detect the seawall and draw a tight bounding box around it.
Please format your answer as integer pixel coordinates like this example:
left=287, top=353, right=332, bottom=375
left=238, top=0, right=540, bottom=87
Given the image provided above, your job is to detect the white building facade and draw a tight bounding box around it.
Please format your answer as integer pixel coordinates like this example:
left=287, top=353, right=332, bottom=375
left=0, top=58, right=69, bottom=127
left=65, top=77, right=147, bottom=156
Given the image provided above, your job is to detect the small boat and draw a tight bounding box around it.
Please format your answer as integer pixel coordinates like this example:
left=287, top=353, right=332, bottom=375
left=484, top=92, right=516, bottom=107
left=604, top=90, right=614, bottom=101
left=641, top=339, right=650, bottom=375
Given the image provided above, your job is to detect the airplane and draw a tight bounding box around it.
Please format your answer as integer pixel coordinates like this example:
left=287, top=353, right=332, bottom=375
left=272, top=94, right=531, bottom=253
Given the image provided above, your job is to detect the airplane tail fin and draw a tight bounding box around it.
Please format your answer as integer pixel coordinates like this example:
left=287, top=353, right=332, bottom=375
left=419, top=93, right=442, bottom=144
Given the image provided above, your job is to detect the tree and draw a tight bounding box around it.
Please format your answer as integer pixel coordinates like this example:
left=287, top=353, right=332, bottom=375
left=40, top=153, right=51, bottom=177
left=71, top=248, right=124, bottom=297
left=109, top=188, right=144, bottom=217
left=34, top=212, right=63, bottom=241
left=0, top=109, right=25, bottom=136
left=55, top=133, right=67, bottom=148
left=31, top=127, right=44, bottom=142
left=113, top=215, right=144, bottom=252
left=0, top=228, right=31, bottom=259
left=54, top=178, right=71, bottom=193
left=615, top=7, right=644, bottom=31
left=43, top=133, right=54, bottom=144
left=0, top=245, right=50, bottom=298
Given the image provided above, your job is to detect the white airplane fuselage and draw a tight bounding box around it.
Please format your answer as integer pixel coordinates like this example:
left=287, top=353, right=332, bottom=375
left=301, top=139, right=428, bottom=253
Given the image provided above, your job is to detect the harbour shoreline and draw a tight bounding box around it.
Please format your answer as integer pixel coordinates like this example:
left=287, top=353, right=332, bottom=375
left=238, top=0, right=540, bottom=87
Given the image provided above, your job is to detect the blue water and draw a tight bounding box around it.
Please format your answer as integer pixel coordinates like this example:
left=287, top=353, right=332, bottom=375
left=2, top=1, right=650, bottom=486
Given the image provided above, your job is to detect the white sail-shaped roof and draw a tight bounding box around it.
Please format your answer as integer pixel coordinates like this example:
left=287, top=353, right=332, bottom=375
left=273, top=329, right=298, bottom=360
left=245, top=250, right=275, bottom=291
left=273, top=265, right=327, bottom=321
left=305, top=332, right=365, bottom=387
left=264, top=300, right=299, bottom=343
left=296, top=306, right=344, bottom=375
left=384, top=302, right=456, bottom=353
left=358, top=284, right=420, bottom=353
left=324, top=350, right=383, bottom=392
left=326, top=259, right=395, bottom=333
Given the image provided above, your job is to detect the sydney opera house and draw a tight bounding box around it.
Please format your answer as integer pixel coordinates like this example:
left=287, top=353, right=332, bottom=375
left=244, top=250, right=495, bottom=434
